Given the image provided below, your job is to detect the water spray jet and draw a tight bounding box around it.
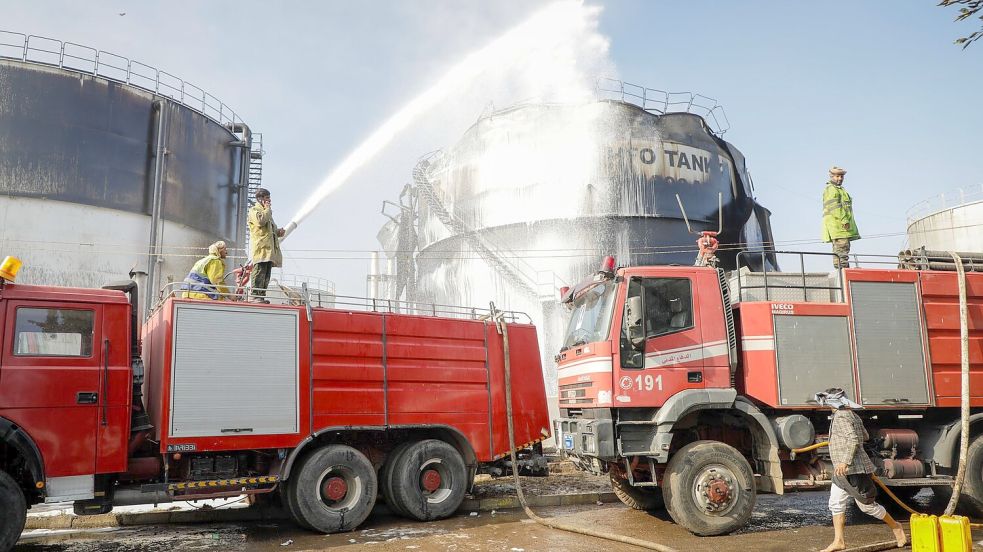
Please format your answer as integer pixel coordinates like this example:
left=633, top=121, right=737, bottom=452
left=281, top=0, right=604, bottom=239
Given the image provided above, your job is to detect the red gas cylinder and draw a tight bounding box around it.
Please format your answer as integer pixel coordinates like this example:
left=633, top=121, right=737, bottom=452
left=877, top=429, right=919, bottom=453
left=882, top=458, right=925, bottom=479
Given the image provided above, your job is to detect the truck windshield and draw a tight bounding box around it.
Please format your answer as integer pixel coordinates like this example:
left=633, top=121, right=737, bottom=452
left=561, top=281, right=617, bottom=351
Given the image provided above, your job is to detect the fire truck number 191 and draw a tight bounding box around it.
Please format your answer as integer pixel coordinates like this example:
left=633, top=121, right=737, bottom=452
left=635, top=374, right=662, bottom=392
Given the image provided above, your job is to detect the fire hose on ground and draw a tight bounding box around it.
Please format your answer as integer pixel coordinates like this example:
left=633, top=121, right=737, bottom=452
left=490, top=303, right=679, bottom=552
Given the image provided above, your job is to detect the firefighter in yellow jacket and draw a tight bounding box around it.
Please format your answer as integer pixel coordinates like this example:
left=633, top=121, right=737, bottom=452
left=248, top=188, right=284, bottom=303
left=821, top=166, right=860, bottom=269
left=182, top=241, right=229, bottom=300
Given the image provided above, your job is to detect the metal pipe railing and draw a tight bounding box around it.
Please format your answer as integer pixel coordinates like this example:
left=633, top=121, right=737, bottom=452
left=906, top=183, right=983, bottom=224
left=734, top=250, right=845, bottom=303
left=153, top=281, right=531, bottom=324
left=594, top=77, right=731, bottom=135
left=0, top=29, right=243, bottom=129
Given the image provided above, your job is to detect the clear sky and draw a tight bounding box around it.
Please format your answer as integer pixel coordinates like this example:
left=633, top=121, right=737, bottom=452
left=3, top=1, right=981, bottom=294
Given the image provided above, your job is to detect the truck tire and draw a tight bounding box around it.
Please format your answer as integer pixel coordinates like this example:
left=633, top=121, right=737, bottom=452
left=388, top=439, right=467, bottom=521
left=0, top=470, right=27, bottom=552
left=380, top=441, right=414, bottom=518
left=288, top=444, right=377, bottom=533
left=953, top=436, right=983, bottom=516
left=662, top=440, right=756, bottom=536
left=610, top=473, right=664, bottom=511
left=280, top=482, right=314, bottom=531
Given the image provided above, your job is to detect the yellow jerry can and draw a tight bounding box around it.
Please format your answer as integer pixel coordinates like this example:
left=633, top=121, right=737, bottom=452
left=939, top=514, right=971, bottom=552
left=911, top=513, right=941, bottom=552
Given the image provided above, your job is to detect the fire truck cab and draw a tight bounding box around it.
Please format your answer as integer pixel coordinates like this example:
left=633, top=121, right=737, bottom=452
left=0, top=281, right=135, bottom=505
left=556, top=253, right=983, bottom=536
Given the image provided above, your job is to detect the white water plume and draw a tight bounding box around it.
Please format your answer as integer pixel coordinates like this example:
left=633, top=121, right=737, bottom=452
left=284, top=0, right=610, bottom=236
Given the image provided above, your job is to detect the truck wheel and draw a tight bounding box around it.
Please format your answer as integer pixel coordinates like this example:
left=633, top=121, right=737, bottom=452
left=380, top=442, right=414, bottom=518
left=662, top=440, right=756, bottom=536
left=289, top=444, right=377, bottom=533
left=388, top=439, right=467, bottom=521
left=610, top=473, right=664, bottom=511
left=280, top=482, right=314, bottom=531
left=953, top=436, right=983, bottom=516
left=0, top=470, right=27, bottom=552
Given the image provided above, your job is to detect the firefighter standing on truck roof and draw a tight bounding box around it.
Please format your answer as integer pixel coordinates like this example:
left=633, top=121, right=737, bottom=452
left=182, top=241, right=229, bottom=300
left=816, top=388, right=907, bottom=552
left=248, top=187, right=284, bottom=303
left=821, top=166, right=860, bottom=269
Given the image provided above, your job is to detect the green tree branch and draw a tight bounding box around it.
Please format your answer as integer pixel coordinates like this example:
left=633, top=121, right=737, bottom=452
left=939, top=0, right=983, bottom=48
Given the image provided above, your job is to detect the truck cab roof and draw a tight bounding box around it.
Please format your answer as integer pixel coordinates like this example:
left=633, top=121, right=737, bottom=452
left=0, top=282, right=129, bottom=304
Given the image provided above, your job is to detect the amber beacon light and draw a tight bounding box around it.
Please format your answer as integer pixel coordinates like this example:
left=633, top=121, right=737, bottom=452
left=0, top=256, right=23, bottom=282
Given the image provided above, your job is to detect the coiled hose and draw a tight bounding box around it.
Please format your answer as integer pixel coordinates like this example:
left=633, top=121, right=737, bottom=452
left=491, top=304, right=678, bottom=552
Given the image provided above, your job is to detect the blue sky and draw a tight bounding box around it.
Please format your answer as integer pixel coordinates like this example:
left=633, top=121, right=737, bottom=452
left=3, top=1, right=981, bottom=294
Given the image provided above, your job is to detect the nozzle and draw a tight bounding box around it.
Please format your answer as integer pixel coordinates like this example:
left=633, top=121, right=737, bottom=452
left=281, top=221, right=298, bottom=241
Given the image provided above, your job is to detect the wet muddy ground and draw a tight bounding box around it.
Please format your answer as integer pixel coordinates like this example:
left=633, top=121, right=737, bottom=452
left=18, top=489, right=983, bottom=552
left=469, top=470, right=611, bottom=499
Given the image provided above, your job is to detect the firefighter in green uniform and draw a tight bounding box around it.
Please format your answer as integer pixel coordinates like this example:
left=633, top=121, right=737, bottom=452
left=821, top=166, right=860, bottom=269
left=248, top=188, right=284, bottom=303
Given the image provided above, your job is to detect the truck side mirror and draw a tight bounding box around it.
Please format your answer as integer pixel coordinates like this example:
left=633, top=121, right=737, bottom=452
left=625, top=295, right=645, bottom=350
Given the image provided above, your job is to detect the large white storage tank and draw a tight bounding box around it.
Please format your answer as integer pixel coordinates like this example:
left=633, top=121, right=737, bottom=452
left=906, top=185, right=983, bottom=252
left=0, top=32, right=256, bottom=314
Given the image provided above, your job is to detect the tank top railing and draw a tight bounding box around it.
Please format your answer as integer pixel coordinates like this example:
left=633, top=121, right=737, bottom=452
left=905, top=183, right=983, bottom=224
left=594, top=77, right=731, bottom=135
left=0, top=30, right=244, bottom=130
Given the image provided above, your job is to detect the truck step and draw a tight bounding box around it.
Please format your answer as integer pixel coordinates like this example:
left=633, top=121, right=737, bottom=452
left=783, top=476, right=953, bottom=490
left=167, top=475, right=279, bottom=491
left=881, top=477, right=953, bottom=487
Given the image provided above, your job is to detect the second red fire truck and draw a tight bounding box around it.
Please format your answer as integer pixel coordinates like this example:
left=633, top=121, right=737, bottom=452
left=556, top=252, right=983, bottom=536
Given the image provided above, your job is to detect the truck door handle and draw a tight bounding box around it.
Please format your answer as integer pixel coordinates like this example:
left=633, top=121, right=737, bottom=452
left=77, top=392, right=98, bottom=404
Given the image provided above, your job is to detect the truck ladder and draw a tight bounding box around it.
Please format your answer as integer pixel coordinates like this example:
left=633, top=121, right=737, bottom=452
left=247, top=133, right=264, bottom=208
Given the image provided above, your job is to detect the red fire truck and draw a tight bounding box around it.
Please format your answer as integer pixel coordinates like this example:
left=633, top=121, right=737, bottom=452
left=556, top=252, right=983, bottom=536
left=0, top=269, right=550, bottom=550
